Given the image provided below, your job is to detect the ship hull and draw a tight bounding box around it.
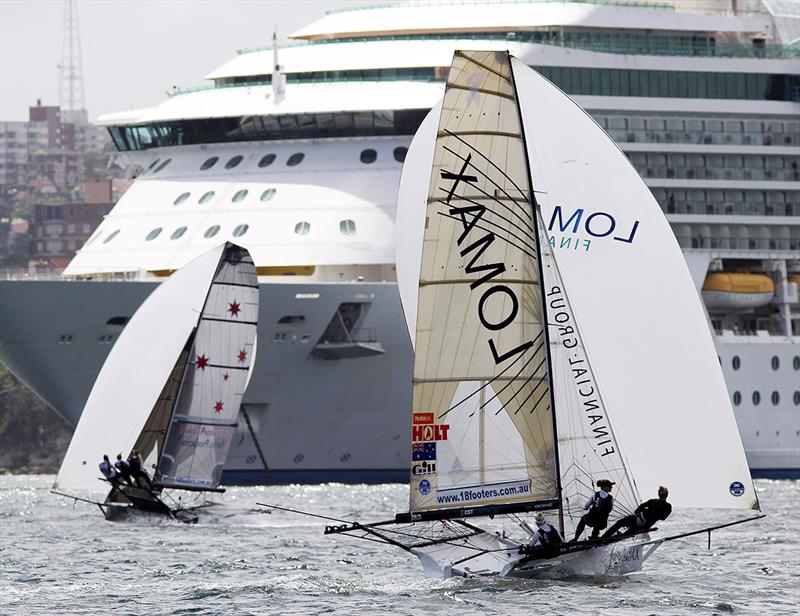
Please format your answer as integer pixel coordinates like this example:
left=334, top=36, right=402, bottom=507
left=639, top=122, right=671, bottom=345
left=1, top=277, right=797, bottom=481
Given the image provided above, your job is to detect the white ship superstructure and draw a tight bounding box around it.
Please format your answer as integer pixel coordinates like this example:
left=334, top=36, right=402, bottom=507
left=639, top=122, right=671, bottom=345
left=1, top=0, right=798, bottom=480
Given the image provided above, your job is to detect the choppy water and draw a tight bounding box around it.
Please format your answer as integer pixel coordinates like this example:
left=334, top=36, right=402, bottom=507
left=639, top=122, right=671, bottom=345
left=1, top=476, right=797, bottom=615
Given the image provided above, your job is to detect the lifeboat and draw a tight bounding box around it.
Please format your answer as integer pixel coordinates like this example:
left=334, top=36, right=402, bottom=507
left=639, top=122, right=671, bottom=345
left=702, top=272, right=774, bottom=311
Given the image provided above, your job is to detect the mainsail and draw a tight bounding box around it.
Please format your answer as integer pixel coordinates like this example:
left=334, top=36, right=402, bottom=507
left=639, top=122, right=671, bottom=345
left=54, top=243, right=258, bottom=494
left=156, top=245, right=258, bottom=489
left=409, top=50, right=560, bottom=518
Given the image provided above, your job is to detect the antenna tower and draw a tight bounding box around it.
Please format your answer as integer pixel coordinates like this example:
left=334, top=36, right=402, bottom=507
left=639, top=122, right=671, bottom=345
left=58, top=0, right=86, bottom=119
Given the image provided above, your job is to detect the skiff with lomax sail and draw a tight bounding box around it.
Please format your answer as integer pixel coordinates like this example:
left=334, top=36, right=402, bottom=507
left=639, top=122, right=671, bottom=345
left=263, top=50, right=763, bottom=577
left=53, top=243, right=259, bottom=523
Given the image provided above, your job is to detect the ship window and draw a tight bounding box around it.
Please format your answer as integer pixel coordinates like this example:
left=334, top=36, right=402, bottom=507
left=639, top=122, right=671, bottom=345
left=232, top=189, right=249, bottom=203
left=771, top=356, right=780, bottom=370
left=294, top=221, right=310, bottom=235
left=232, top=224, right=249, bottom=237
left=147, top=158, right=160, bottom=170
left=732, top=356, right=741, bottom=370
left=153, top=158, right=172, bottom=173
left=103, top=229, right=120, bottom=244
left=225, top=155, right=244, bottom=169
left=278, top=315, right=305, bottom=325
left=145, top=227, right=163, bottom=241
left=173, top=192, right=190, bottom=206
left=340, top=219, right=356, bottom=236
left=360, top=148, right=377, bottom=164
left=752, top=391, right=761, bottom=406
left=170, top=226, right=188, bottom=240
left=200, top=156, right=218, bottom=170
left=258, top=153, right=276, bottom=168
left=793, top=356, right=799, bottom=370
left=106, top=316, right=130, bottom=326
left=794, top=391, right=800, bottom=405
left=732, top=391, right=741, bottom=406
left=287, top=152, right=305, bottom=166
left=771, top=391, right=780, bottom=406
left=204, top=225, right=221, bottom=238
left=260, top=188, right=277, bottom=202
left=393, top=146, right=408, bottom=163
left=199, top=191, right=215, bottom=204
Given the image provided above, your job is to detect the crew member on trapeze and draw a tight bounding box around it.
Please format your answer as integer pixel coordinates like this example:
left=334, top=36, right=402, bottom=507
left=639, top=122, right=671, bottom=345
left=99, top=454, right=122, bottom=488
left=572, top=479, right=615, bottom=541
left=127, top=450, right=153, bottom=489
left=114, top=454, right=135, bottom=487
left=603, top=486, right=672, bottom=538
left=525, top=512, right=564, bottom=557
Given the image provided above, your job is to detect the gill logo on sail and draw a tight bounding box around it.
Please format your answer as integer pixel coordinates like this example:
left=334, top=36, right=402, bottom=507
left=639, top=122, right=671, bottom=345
left=441, top=154, right=533, bottom=365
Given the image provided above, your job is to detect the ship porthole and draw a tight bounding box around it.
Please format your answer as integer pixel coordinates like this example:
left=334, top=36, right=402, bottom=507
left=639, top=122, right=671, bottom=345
left=258, top=153, right=276, bottom=168
left=771, top=391, right=780, bottom=406
left=752, top=391, right=761, bottom=406
left=200, top=156, right=218, bottom=170
left=360, top=148, right=377, bottom=164
left=260, top=188, right=277, bottom=202
left=793, top=356, right=799, bottom=370
left=103, top=229, right=120, bottom=244
left=732, top=391, right=741, bottom=406
left=232, top=224, right=249, bottom=237
left=199, top=191, right=215, bottom=205
left=232, top=189, right=249, bottom=203
left=732, top=356, right=741, bottom=370
left=287, top=152, right=305, bottom=166
left=393, top=146, right=408, bottom=163
left=170, top=226, right=188, bottom=240
left=173, top=192, right=190, bottom=206
left=204, top=225, right=221, bottom=238
left=794, top=391, right=800, bottom=405
left=225, top=155, right=244, bottom=169
left=145, top=227, right=163, bottom=241
left=771, top=356, right=780, bottom=370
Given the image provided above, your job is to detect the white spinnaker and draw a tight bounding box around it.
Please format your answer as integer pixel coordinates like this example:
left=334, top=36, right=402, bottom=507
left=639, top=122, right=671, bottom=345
left=409, top=51, right=558, bottom=513
left=53, top=245, right=226, bottom=492
left=158, top=246, right=259, bottom=489
left=511, top=58, right=757, bottom=510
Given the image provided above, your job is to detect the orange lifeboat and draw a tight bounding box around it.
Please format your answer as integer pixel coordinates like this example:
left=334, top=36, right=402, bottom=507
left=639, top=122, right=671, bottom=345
left=702, top=272, right=774, bottom=311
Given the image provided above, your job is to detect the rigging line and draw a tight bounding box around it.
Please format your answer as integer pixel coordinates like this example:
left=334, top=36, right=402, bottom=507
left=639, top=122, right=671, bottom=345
left=454, top=49, right=513, bottom=82
left=509, top=366, right=549, bottom=417
left=437, top=331, right=542, bottom=419
left=435, top=182, right=536, bottom=242
left=440, top=144, right=534, bottom=227
left=506, top=355, right=548, bottom=415
left=469, top=338, right=546, bottom=417
left=434, top=211, right=537, bottom=262
left=442, top=128, right=531, bottom=214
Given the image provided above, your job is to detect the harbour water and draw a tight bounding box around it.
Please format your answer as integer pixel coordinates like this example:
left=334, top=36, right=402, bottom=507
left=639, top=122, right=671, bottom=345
left=1, top=476, right=797, bottom=615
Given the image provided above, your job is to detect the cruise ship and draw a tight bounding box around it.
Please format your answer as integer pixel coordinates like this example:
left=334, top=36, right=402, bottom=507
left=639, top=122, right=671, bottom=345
left=1, top=0, right=798, bottom=481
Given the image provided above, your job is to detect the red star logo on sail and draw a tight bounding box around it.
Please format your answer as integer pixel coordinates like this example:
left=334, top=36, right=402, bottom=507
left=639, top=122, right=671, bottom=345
left=196, top=354, right=209, bottom=370
left=223, top=373, right=229, bottom=381
left=214, top=400, right=224, bottom=414
left=238, top=349, right=247, bottom=363
left=228, top=301, right=241, bottom=317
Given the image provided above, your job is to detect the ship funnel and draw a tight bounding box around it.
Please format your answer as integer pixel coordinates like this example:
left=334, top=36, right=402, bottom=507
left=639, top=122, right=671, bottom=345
left=272, top=31, right=286, bottom=103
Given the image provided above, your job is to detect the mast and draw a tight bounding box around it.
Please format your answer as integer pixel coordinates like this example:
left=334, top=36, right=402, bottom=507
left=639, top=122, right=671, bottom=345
left=506, top=51, right=565, bottom=536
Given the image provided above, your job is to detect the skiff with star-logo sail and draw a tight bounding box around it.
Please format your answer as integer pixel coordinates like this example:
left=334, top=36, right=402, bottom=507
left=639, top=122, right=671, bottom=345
left=261, top=50, right=763, bottom=577
left=52, top=243, right=259, bottom=523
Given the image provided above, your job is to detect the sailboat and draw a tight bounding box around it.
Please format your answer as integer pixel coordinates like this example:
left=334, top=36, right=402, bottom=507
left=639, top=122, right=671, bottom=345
left=264, top=50, right=763, bottom=577
left=53, top=242, right=259, bottom=523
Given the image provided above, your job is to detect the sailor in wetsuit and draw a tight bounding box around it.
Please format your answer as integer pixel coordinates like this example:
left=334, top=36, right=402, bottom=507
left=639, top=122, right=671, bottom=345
left=603, top=486, right=672, bottom=538
left=114, top=454, right=135, bottom=487
left=127, top=451, right=152, bottom=489
left=572, top=479, right=615, bottom=541
left=99, top=454, right=121, bottom=488
left=526, top=512, right=564, bottom=558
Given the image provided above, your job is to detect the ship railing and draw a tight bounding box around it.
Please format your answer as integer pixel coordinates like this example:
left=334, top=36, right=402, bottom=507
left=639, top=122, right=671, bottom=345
left=0, top=268, right=152, bottom=282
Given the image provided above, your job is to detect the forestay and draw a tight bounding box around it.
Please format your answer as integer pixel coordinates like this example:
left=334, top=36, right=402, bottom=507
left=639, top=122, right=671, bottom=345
left=157, top=245, right=258, bottom=489
left=53, top=245, right=228, bottom=492
left=410, top=50, right=559, bottom=515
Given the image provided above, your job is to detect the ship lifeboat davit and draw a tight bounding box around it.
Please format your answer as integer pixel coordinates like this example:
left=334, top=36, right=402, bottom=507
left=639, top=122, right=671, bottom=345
left=702, top=272, right=774, bottom=311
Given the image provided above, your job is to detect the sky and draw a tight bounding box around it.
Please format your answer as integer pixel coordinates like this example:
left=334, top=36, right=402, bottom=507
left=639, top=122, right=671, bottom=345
left=0, top=0, right=382, bottom=122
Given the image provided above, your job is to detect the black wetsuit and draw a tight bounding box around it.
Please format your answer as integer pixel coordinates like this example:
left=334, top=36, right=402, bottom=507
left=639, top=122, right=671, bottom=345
left=573, top=491, right=613, bottom=541
left=114, top=459, right=135, bottom=487
left=128, top=455, right=152, bottom=489
left=603, top=498, right=672, bottom=538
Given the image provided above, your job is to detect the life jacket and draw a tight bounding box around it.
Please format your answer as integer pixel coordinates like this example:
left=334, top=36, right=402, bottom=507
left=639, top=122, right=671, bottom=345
left=590, top=491, right=613, bottom=517
left=99, top=460, right=116, bottom=479
left=115, top=459, right=130, bottom=473
left=129, top=456, right=143, bottom=472
left=537, top=524, right=562, bottom=545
